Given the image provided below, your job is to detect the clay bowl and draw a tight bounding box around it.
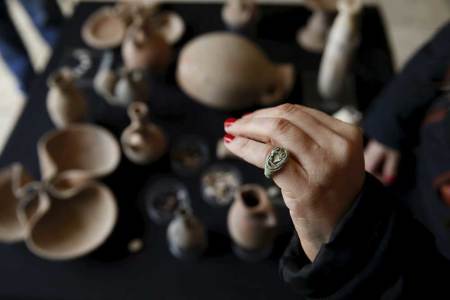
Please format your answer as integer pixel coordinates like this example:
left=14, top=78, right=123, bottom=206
left=152, top=11, right=185, bottom=45
left=38, top=124, right=121, bottom=181
left=0, top=163, right=33, bottom=243
left=20, top=180, right=117, bottom=260
left=82, top=7, right=127, bottom=49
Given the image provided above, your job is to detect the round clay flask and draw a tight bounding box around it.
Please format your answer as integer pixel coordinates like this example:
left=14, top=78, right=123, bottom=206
left=176, top=32, right=294, bottom=111
left=227, top=184, right=277, bottom=261
left=121, top=101, right=167, bottom=164
left=0, top=163, right=33, bottom=243
left=17, top=175, right=117, bottom=261
left=122, top=17, right=172, bottom=73
left=167, top=208, right=207, bottom=260
left=46, top=67, right=88, bottom=128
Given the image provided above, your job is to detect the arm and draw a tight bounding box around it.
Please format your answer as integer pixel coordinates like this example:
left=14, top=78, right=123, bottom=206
left=280, top=174, right=450, bottom=299
left=363, top=22, right=450, bottom=150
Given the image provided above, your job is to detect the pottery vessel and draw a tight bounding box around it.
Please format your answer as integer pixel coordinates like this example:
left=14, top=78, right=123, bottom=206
left=122, top=17, right=172, bottom=73
left=227, top=184, right=277, bottom=251
left=46, top=67, right=88, bottom=128
left=151, top=11, right=185, bottom=45
left=0, top=163, right=33, bottom=243
left=177, top=32, right=294, bottom=110
left=297, top=0, right=337, bottom=53
left=167, top=208, right=207, bottom=259
left=82, top=7, right=127, bottom=49
left=222, top=0, right=257, bottom=31
left=318, top=0, right=362, bottom=100
left=121, top=101, right=167, bottom=164
left=38, top=124, right=121, bottom=181
left=17, top=176, right=117, bottom=260
left=94, top=53, right=149, bottom=106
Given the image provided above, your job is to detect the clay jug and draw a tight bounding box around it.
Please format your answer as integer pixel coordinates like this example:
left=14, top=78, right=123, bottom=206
left=0, top=163, right=33, bottom=243
left=222, top=0, right=257, bottom=31
left=318, top=0, right=362, bottom=100
left=121, top=101, right=167, bottom=164
left=114, top=68, right=149, bottom=105
left=17, top=174, right=117, bottom=260
left=122, top=17, right=172, bottom=73
left=176, top=32, right=294, bottom=111
left=227, top=184, right=277, bottom=252
left=46, top=67, right=88, bottom=128
left=38, top=124, right=121, bottom=181
left=167, top=208, right=207, bottom=259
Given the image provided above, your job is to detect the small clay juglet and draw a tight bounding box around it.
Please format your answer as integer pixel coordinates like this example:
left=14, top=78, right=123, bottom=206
left=46, top=67, right=87, bottom=128
left=121, top=101, right=167, bottom=165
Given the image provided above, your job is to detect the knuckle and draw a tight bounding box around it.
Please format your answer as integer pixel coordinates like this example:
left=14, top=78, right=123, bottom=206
left=273, top=118, right=291, bottom=134
left=278, top=103, right=298, bottom=114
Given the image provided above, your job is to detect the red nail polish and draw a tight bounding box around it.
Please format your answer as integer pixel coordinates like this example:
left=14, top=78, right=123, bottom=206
left=224, top=133, right=235, bottom=143
left=224, top=118, right=236, bottom=128
left=383, top=175, right=396, bottom=185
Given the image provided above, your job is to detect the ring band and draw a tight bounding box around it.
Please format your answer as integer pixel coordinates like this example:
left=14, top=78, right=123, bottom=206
left=264, top=147, right=289, bottom=179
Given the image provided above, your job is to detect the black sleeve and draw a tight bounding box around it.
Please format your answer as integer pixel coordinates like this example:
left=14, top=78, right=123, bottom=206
left=363, top=22, right=450, bottom=150
left=280, top=174, right=450, bottom=299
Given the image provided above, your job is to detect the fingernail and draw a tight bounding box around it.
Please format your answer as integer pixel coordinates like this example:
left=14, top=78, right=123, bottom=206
left=224, top=133, right=235, bottom=143
left=224, top=117, right=237, bottom=129
left=383, top=175, right=396, bottom=185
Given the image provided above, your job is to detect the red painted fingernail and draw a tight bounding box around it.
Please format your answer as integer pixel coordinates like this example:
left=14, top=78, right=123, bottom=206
left=224, top=133, right=235, bottom=143
left=383, top=175, right=396, bottom=185
left=224, top=117, right=237, bottom=128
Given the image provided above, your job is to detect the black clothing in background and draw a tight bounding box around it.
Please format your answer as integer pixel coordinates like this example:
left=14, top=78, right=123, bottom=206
left=280, top=22, right=450, bottom=299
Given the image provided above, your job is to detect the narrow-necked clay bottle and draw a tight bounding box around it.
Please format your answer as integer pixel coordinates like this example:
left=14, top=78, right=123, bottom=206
left=318, top=0, right=362, bottom=100
left=222, top=0, right=257, bottom=32
left=114, top=68, right=149, bottom=105
left=176, top=32, right=294, bottom=110
left=227, top=184, right=277, bottom=260
left=167, top=208, right=207, bottom=260
left=94, top=51, right=118, bottom=103
left=121, top=101, right=167, bottom=164
left=46, top=67, right=87, bottom=128
left=122, top=17, right=172, bottom=73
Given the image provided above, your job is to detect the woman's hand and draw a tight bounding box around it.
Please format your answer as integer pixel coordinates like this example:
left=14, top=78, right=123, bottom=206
left=224, top=104, right=365, bottom=261
left=364, top=139, right=400, bottom=186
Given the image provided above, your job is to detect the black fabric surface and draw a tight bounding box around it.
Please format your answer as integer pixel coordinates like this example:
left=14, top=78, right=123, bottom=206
left=0, top=3, right=393, bottom=300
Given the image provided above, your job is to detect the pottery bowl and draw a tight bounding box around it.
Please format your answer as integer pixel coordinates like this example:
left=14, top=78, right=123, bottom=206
left=24, top=182, right=117, bottom=260
left=38, top=124, right=121, bottom=181
left=0, top=163, right=33, bottom=243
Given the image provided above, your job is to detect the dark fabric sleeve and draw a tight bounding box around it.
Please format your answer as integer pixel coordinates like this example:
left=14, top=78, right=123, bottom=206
left=280, top=173, right=450, bottom=299
left=363, top=22, right=450, bottom=150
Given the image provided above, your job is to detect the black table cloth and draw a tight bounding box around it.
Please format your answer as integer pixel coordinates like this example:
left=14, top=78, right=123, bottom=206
left=0, top=3, right=393, bottom=300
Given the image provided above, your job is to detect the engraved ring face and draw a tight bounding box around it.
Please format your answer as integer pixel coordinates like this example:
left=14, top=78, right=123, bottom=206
left=264, top=147, right=289, bottom=179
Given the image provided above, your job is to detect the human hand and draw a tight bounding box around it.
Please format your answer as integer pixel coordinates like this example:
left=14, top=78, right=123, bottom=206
left=224, top=104, right=365, bottom=260
left=364, top=139, right=400, bottom=186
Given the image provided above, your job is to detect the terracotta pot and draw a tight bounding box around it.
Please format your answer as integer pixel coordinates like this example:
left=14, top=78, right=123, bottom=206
left=38, top=124, right=121, bottom=181
left=82, top=7, right=127, bottom=49
left=0, top=163, right=33, bottom=243
left=121, top=101, right=167, bottom=164
left=46, top=67, right=88, bottom=128
left=318, top=0, right=362, bottom=100
left=167, top=208, right=207, bottom=259
left=227, top=184, right=277, bottom=251
left=297, top=0, right=337, bottom=53
left=151, top=11, right=185, bottom=45
left=17, top=176, right=117, bottom=260
left=222, top=0, right=257, bottom=31
left=176, top=32, right=294, bottom=110
left=122, top=18, right=172, bottom=73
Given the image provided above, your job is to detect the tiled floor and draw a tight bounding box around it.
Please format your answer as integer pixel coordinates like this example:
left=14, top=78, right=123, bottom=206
left=0, top=0, right=449, bottom=155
